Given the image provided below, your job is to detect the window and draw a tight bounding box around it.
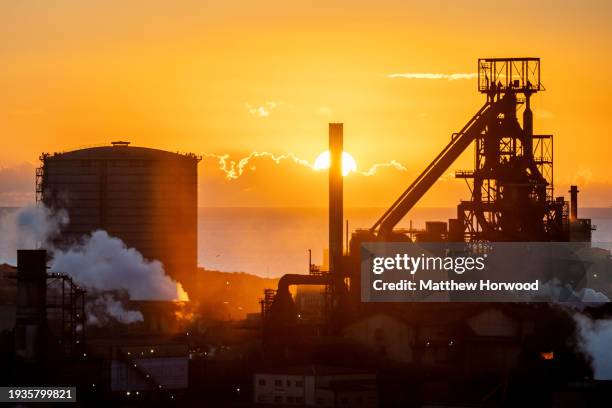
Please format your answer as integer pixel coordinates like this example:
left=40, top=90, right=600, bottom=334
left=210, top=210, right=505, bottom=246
left=286, top=396, right=295, bottom=403
left=295, top=380, right=304, bottom=387
left=274, top=396, right=282, bottom=403
left=296, top=397, right=304, bottom=404
left=274, top=380, right=282, bottom=386
left=258, top=379, right=266, bottom=386
left=286, top=380, right=291, bottom=387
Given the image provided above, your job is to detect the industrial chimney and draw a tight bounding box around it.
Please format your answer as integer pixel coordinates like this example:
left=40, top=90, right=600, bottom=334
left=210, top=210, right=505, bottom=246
left=329, top=123, right=343, bottom=283
left=14, top=249, right=48, bottom=362
left=569, top=185, right=579, bottom=221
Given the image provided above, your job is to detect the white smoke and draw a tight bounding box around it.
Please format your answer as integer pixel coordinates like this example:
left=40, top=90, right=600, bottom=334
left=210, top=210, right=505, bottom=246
left=86, top=293, right=144, bottom=326
left=0, top=204, right=187, bottom=326
left=539, top=278, right=610, bottom=305
left=574, top=314, right=612, bottom=380
left=0, top=204, right=68, bottom=264
left=50, top=230, right=183, bottom=301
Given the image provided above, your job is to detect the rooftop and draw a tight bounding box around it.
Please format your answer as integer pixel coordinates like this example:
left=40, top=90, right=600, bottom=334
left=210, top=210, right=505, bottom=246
left=256, top=365, right=373, bottom=376
left=41, top=142, right=201, bottom=162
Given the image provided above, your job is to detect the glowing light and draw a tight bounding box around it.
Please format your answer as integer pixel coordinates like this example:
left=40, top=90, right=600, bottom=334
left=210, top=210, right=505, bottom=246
left=176, top=283, right=190, bottom=302
left=313, top=151, right=357, bottom=176
left=541, top=351, right=554, bottom=360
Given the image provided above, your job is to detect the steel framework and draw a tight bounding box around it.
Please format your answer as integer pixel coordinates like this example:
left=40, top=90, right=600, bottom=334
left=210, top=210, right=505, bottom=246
left=456, top=58, right=567, bottom=241
left=46, top=273, right=86, bottom=357
left=368, top=57, right=568, bottom=242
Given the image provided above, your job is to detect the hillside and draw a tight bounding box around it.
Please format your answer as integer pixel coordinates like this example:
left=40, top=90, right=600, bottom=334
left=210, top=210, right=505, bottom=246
left=191, top=268, right=279, bottom=320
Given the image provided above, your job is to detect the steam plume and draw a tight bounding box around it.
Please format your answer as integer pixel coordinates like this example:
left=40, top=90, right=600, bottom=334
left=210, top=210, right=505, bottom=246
left=1, top=204, right=187, bottom=326
left=0, top=204, right=68, bottom=265
left=540, top=278, right=610, bottom=304
left=50, top=230, right=184, bottom=301
left=86, top=293, right=144, bottom=326
left=574, top=314, right=612, bottom=380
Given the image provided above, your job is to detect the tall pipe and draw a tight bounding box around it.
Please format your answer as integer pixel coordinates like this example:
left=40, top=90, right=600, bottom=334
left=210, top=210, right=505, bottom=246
left=15, top=249, right=47, bottom=362
left=329, top=123, right=343, bottom=282
left=523, top=94, right=533, bottom=159
left=569, top=185, right=579, bottom=221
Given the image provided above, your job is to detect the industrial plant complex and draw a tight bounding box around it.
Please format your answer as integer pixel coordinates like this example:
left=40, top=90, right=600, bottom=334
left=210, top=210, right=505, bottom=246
left=1, top=57, right=611, bottom=407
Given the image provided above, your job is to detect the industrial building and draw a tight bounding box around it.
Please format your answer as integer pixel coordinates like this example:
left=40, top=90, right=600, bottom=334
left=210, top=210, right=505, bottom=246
left=2, top=56, right=610, bottom=407
left=1, top=249, right=193, bottom=403
left=253, top=365, right=377, bottom=407
left=107, top=343, right=189, bottom=394
left=37, top=142, right=200, bottom=292
left=264, top=57, right=599, bottom=330
left=260, top=58, right=612, bottom=406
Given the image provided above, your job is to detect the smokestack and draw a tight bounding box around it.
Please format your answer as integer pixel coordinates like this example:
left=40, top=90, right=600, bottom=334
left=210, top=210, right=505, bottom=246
left=14, top=249, right=47, bottom=362
left=329, top=123, right=343, bottom=280
left=569, top=185, right=579, bottom=221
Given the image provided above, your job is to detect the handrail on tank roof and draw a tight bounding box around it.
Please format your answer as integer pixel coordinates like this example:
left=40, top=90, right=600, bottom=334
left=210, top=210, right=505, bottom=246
left=40, top=141, right=202, bottom=161
left=111, top=140, right=131, bottom=146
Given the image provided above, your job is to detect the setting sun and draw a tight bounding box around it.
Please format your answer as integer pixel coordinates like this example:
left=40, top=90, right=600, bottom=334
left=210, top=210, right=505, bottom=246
left=313, top=151, right=358, bottom=176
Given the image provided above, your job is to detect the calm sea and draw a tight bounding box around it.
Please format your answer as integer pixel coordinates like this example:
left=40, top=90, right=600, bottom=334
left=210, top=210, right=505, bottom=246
left=2, top=207, right=611, bottom=278
left=198, top=207, right=612, bottom=277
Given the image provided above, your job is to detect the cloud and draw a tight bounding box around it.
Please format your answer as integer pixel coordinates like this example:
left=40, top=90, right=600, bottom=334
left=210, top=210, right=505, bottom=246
left=203, top=152, right=314, bottom=180
left=387, top=72, right=478, bottom=80
left=356, top=160, right=407, bottom=176
left=246, top=101, right=281, bottom=117
left=203, top=151, right=408, bottom=180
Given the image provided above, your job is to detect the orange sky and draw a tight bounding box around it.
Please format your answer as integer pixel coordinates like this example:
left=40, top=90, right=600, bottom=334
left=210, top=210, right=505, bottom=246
left=1, top=1, right=611, bottom=207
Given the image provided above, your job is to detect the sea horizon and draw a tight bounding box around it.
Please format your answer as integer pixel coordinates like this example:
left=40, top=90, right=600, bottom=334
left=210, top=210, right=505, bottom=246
left=2, top=206, right=612, bottom=278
